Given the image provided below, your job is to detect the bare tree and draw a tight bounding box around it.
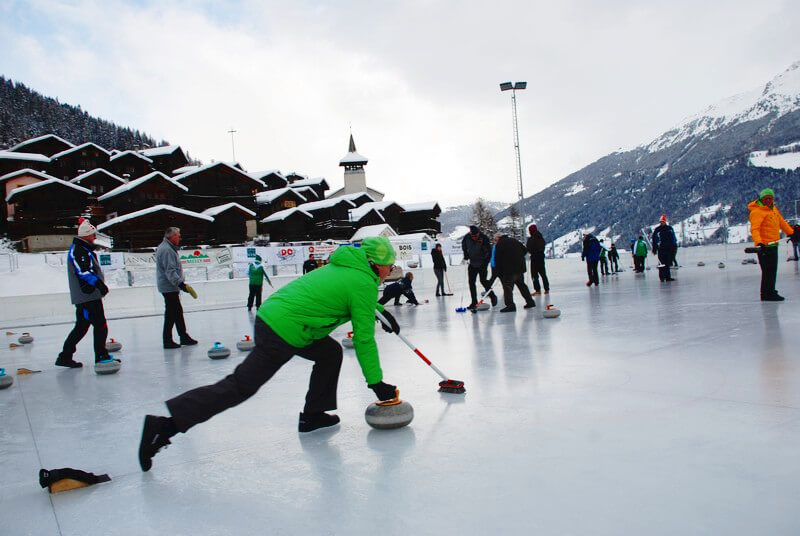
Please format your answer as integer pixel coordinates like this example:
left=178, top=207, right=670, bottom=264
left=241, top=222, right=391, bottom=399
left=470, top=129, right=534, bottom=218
left=471, top=198, right=497, bottom=236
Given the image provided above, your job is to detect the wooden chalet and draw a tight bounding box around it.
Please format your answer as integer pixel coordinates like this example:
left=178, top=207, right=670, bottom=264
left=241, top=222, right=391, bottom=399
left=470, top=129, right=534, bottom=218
left=289, top=177, right=329, bottom=200
left=398, top=202, right=442, bottom=235
left=336, top=192, right=376, bottom=207
left=174, top=162, right=265, bottom=213
left=5, top=178, right=91, bottom=245
left=350, top=201, right=405, bottom=231
left=98, top=171, right=187, bottom=218
left=249, top=170, right=288, bottom=190
left=50, top=142, right=112, bottom=181
left=292, top=186, right=319, bottom=201
left=7, top=134, right=74, bottom=157
left=285, top=172, right=308, bottom=183
left=109, top=150, right=154, bottom=180
left=0, top=151, right=51, bottom=178
left=0, top=169, right=52, bottom=232
left=139, top=145, right=189, bottom=175
left=254, top=187, right=308, bottom=223
left=260, top=207, right=313, bottom=242
left=71, top=169, right=128, bottom=222
left=97, top=205, right=212, bottom=250
left=202, top=203, right=257, bottom=244
left=349, top=207, right=386, bottom=229
left=298, top=198, right=357, bottom=240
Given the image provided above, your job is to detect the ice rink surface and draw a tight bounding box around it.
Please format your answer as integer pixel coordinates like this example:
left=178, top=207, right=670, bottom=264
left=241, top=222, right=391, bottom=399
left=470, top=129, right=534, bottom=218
left=2, top=245, right=800, bottom=535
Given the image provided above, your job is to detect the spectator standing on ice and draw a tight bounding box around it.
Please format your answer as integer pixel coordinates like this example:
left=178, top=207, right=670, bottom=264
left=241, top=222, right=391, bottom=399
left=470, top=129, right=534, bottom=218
left=608, top=243, right=620, bottom=273
left=379, top=272, right=421, bottom=306
left=526, top=224, right=550, bottom=295
left=632, top=235, right=648, bottom=273
left=651, top=215, right=677, bottom=282
left=748, top=188, right=795, bottom=301
left=494, top=233, right=536, bottom=312
left=302, top=254, right=318, bottom=274
left=56, top=218, right=112, bottom=368
left=138, top=237, right=402, bottom=472
left=599, top=239, right=610, bottom=275
left=582, top=233, right=602, bottom=286
left=461, top=225, right=497, bottom=310
left=247, top=255, right=272, bottom=311
left=431, top=243, right=451, bottom=296
left=788, top=224, right=800, bottom=261
left=156, top=227, right=198, bottom=349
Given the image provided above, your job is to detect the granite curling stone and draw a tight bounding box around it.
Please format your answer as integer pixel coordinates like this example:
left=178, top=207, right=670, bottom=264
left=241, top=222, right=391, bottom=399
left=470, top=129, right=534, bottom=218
left=208, top=342, right=231, bottom=360
left=543, top=305, right=561, bottom=318
left=236, top=336, right=255, bottom=351
left=0, top=368, right=13, bottom=389
left=94, top=359, right=121, bottom=375
left=105, top=338, right=122, bottom=352
left=18, top=332, right=33, bottom=344
left=365, top=398, right=414, bottom=430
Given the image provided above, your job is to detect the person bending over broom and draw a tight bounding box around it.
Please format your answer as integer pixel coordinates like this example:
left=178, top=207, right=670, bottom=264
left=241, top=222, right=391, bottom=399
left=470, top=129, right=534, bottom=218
left=138, top=237, right=402, bottom=472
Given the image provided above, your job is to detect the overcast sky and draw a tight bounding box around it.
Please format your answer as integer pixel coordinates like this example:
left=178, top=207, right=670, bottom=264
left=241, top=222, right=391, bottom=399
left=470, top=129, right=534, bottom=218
left=2, top=0, right=799, bottom=207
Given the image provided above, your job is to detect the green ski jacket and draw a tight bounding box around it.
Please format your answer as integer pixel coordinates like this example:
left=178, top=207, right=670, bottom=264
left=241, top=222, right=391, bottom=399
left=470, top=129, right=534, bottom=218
left=248, top=261, right=270, bottom=286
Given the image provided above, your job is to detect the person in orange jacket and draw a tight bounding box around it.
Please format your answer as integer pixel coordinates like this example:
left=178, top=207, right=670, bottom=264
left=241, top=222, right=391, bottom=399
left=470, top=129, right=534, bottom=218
left=748, top=188, right=795, bottom=301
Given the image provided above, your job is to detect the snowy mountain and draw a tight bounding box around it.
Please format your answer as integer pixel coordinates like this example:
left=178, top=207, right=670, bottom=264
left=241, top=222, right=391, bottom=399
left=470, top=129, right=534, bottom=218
left=502, top=61, right=800, bottom=254
left=439, top=200, right=508, bottom=235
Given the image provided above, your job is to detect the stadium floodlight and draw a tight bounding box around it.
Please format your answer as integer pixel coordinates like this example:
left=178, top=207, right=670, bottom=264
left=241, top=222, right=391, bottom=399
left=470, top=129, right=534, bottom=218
left=499, top=82, right=513, bottom=91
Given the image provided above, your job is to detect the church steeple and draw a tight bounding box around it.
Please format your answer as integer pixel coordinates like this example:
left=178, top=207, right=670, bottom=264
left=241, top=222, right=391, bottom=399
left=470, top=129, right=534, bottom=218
left=348, top=133, right=357, bottom=153
left=339, top=133, right=368, bottom=169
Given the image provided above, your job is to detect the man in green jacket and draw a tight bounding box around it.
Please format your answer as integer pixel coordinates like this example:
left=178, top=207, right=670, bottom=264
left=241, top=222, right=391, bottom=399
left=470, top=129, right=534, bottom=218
left=138, top=237, right=401, bottom=472
left=247, top=254, right=272, bottom=311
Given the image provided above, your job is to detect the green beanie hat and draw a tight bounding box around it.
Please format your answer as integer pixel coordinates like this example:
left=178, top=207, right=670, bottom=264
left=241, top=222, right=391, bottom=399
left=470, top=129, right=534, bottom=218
left=760, top=188, right=775, bottom=199
left=360, top=236, right=396, bottom=265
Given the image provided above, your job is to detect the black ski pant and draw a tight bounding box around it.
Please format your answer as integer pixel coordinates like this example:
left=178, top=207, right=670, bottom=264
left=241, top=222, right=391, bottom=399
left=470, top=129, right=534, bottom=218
left=586, top=261, right=599, bottom=285
left=59, top=299, right=108, bottom=361
left=609, top=257, right=619, bottom=272
left=657, top=249, right=672, bottom=281
left=501, top=273, right=535, bottom=307
left=757, top=246, right=779, bottom=298
left=530, top=254, right=549, bottom=292
left=247, top=284, right=263, bottom=310
left=162, top=292, right=188, bottom=344
left=600, top=258, right=609, bottom=275
left=671, top=246, right=679, bottom=266
left=433, top=268, right=445, bottom=295
left=633, top=256, right=645, bottom=272
left=468, top=264, right=492, bottom=306
left=167, top=318, right=342, bottom=433
left=379, top=284, right=404, bottom=305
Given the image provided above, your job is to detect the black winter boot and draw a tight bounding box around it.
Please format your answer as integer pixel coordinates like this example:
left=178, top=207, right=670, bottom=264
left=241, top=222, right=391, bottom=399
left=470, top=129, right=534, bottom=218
left=138, top=415, right=177, bottom=472
left=55, top=356, right=83, bottom=368
left=298, top=412, right=340, bottom=433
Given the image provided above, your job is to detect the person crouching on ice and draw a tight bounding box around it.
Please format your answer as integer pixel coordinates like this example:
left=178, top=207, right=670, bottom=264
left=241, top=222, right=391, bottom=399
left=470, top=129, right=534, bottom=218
left=138, top=237, right=402, bottom=472
left=379, top=271, right=421, bottom=306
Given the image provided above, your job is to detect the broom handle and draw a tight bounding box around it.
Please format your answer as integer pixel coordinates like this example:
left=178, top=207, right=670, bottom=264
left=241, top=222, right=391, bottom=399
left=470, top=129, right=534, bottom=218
left=376, top=311, right=450, bottom=382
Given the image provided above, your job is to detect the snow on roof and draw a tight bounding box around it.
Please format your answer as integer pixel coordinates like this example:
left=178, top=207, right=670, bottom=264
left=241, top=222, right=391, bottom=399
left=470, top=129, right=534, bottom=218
left=349, top=207, right=386, bottom=222
left=98, top=171, right=188, bottom=201
left=249, top=169, right=285, bottom=180
left=50, top=142, right=111, bottom=160
left=174, top=161, right=265, bottom=187
left=139, top=145, right=182, bottom=158
left=392, top=232, right=433, bottom=242
left=401, top=201, right=440, bottom=212
left=348, top=201, right=401, bottom=221
left=6, top=178, right=91, bottom=202
left=255, top=187, right=307, bottom=204
left=0, top=168, right=59, bottom=182
left=286, top=172, right=308, bottom=181
left=109, top=150, right=153, bottom=163
left=70, top=168, right=127, bottom=185
left=0, top=151, right=51, bottom=163
left=298, top=198, right=356, bottom=212
left=289, top=177, right=329, bottom=188
left=202, top=202, right=256, bottom=218
left=337, top=192, right=376, bottom=203
left=292, top=186, right=318, bottom=198
left=8, top=134, right=74, bottom=152
left=350, top=224, right=397, bottom=241
left=339, top=151, right=369, bottom=165
left=98, top=205, right=213, bottom=230
left=172, top=165, right=200, bottom=175
left=260, top=207, right=313, bottom=223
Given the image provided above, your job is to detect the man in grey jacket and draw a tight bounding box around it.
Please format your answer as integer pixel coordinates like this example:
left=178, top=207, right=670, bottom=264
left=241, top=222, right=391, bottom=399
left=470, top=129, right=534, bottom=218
left=156, top=227, right=198, bottom=349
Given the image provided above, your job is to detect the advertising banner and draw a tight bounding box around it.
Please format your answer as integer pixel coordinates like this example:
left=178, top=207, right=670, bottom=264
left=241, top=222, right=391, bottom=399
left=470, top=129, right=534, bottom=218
left=267, top=245, right=303, bottom=266
left=305, top=243, right=339, bottom=259
left=97, top=252, right=125, bottom=270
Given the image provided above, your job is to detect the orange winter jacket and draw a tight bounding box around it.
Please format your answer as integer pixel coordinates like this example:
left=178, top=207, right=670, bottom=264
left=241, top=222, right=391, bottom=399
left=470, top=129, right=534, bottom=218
left=748, top=199, right=794, bottom=246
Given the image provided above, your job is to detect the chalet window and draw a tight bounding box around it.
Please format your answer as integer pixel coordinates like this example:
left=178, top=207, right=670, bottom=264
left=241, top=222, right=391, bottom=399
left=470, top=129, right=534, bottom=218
left=282, top=200, right=296, bottom=208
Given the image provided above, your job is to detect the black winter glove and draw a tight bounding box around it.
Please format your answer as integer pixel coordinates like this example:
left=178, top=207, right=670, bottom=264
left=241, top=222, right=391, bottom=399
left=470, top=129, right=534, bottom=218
left=757, top=243, right=766, bottom=254
left=96, top=280, right=109, bottom=297
left=178, top=282, right=187, bottom=292
left=369, top=381, right=398, bottom=401
left=376, top=310, right=400, bottom=334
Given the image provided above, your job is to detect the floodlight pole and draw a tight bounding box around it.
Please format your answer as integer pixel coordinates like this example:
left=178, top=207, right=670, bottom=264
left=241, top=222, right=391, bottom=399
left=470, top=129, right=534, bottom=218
left=500, top=81, right=527, bottom=241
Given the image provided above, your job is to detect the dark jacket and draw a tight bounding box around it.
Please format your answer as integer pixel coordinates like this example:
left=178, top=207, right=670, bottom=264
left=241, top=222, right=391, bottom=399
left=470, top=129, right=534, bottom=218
left=382, top=275, right=419, bottom=305
left=608, top=246, right=620, bottom=261
left=651, top=224, right=677, bottom=253
left=302, top=259, right=318, bottom=274
left=461, top=232, right=492, bottom=267
left=582, top=235, right=602, bottom=263
left=431, top=248, right=447, bottom=270
left=494, top=235, right=528, bottom=277
left=526, top=232, right=546, bottom=255
left=67, top=237, right=105, bottom=305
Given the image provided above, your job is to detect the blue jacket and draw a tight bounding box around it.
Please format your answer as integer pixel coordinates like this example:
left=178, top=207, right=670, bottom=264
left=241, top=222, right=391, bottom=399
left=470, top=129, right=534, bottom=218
left=67, top=237, right=105, bottom=305
left=651, top=224, right=677, bottom=253
left=581, top=235, right=602, bottom=263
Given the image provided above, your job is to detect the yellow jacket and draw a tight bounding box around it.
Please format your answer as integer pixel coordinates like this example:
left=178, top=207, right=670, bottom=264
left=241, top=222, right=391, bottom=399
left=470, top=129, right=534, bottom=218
left=748, top=199, right=794, bottom=246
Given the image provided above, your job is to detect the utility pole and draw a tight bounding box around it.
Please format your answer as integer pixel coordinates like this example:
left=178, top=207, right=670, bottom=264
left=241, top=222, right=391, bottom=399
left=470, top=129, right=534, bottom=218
left=500, top=81, right=527, bottom=242
left=228, top=127, right=237, bottom=163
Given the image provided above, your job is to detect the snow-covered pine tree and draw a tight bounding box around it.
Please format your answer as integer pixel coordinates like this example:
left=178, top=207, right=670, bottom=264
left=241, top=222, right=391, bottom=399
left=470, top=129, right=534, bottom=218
left=472, top=198, right=497, bottom=236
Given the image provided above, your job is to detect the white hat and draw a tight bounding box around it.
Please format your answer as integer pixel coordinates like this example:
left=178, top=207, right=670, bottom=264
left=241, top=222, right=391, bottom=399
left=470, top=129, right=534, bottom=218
left=77, top=217, right=97, bottom=237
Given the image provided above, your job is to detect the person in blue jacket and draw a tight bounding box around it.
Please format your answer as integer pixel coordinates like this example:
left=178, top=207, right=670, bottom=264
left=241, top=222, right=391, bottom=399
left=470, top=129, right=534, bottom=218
left=581, top=233, right=602, bottom=287
left=379, top=272, right=421, bottom=306
left=651, top=215, right=677, bottom=282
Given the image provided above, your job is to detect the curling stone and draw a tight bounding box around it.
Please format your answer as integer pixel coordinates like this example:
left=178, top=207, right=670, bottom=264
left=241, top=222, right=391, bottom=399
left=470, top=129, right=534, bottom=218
left=476, top=303, right=490, bottom=311
left=0, top=368, right=13, bottom=389
left=365, top=397, right=414, bottom=430
left=718, top=262, right=725, bottom=269
left=208, top=342, right=230, bottom=360
left=455, top=306, right=467, bottom=313
left=341, top=331, right=354, bottom=348
left=697, top=261, right=705, bottom=267
left=105, top=338, right=122, bottom=352
left=94, top=359, right=121, bottom=375
left=18, top=332, right=33, bottom=344
left=543, top=305, right=561, bottom=318
left=236, top=335, right=255, bottom=351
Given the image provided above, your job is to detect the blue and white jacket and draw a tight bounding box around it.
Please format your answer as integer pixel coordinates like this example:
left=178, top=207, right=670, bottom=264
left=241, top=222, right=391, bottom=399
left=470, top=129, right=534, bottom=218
left=66, top=237, right=105, bottom=305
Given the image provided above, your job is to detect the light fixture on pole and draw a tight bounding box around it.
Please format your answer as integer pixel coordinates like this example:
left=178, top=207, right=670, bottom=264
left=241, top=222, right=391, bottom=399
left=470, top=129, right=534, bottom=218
left=500, top=81, right=527, bottom=239
left=228, top=127, right=238, bottom=163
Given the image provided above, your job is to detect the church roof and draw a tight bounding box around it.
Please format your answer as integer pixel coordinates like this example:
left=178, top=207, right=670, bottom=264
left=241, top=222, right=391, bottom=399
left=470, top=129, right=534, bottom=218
left=339, top=134, right=368, bottom=166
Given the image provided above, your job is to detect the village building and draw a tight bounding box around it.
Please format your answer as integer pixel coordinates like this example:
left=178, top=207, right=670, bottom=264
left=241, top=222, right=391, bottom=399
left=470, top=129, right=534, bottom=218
left=254, top=187, right=308, bottom=222
left=109, top=150, right=154, bottom=179
left=0, top=151, right=51, bottom=178
left=202, top=202, right=257, bottom=243
left=296, top=198, right=357, bottom=240
left=50, top=142, right=112, bottom=181
left=97, top=205, right=213, bottom=250
left=328, top=134, right=384, bottom=201
left=7, top=134, right=75, bottom=157
left=288, top=177, right=329, bottom=200
left=250, top=170, right=288, bottom=190
left=174, top=162, right=265, bottom=213
left=98, top=171, right=188, bottom=218
left=398, top=202, right=442, bottom=235
left=139, top=145, right=189, bottom=175
left=71, top=168, right=128, bottom=222
left=260, top=207, right=313, bottom=242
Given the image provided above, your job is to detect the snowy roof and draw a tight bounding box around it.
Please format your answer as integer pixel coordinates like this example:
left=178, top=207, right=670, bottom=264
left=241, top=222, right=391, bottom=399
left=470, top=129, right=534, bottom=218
left=174, top=162, right=265, bottom=187
left=249, top=169, right=285, bottom=180
left=0, top=151, right=51, bottom=163
left=289, top=177, right=329, bottom=189
left=172, top=165, right=200, bottom=175
left=298, top=198, right=356, bottom=212
left=348, top=201, right=402, bottom=221
left=98, top=171, right=188, bottom=201
left=337, top=192, right=376, bottom=203
left=8, top=134, right=74, bottom=152
left=139, top=145, right=183, bottom=158
left=109, top=150, right=153, bottom=164
left=286, top=172, right=308, bottom=181
left=70, top=168, right=127, bottom=185
left=202, top=202, right=256, bottom=218
left=0, top=168, right=59, bottom=183
left=6, top=178, right=91, bottom=202
left=401, top=201, right=440, bottom=212
left=50, top=142, right=111, bottom=160
left=350, top=224, right=397, bottom=241
left=392, top=232, right=433, bottom=242
left=339, top=151, right=368, bottom=165
left=260, top=207, right=313, bottom=223
left=97, top=204, right=213, bottom=230
left=292, top=186, right=318, bottom=199
left=255, top=187, right=307, bottom=205
left=349, top=208, right=386, bottom=222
